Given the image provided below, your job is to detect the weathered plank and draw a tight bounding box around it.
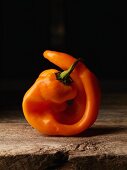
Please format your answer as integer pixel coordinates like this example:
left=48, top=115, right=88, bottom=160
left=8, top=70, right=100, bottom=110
left=0, top=92, right=127, bottom=170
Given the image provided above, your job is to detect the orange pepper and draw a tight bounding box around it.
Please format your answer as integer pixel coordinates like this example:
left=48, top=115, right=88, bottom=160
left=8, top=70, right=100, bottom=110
left=22, top=50, right=101, bottom=136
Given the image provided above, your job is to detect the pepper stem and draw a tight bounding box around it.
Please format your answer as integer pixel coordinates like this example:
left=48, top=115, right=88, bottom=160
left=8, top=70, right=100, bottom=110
left=56, top=58, right=80, bottom=85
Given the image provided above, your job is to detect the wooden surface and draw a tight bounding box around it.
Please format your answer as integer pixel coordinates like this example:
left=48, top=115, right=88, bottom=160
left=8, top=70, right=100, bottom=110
left=0, top=92, right=127, bottom=170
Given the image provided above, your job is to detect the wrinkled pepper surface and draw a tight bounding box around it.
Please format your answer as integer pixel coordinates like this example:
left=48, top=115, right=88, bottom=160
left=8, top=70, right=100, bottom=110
left=22, top=50, right=101, bottom=136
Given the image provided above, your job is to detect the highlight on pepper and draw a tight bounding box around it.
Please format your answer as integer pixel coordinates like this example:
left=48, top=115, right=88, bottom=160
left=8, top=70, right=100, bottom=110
left=22, top=50, right=101, bottom=136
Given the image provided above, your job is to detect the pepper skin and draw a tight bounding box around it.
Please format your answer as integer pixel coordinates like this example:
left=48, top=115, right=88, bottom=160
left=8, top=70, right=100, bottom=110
left=22, top=50, right=101, bottom=136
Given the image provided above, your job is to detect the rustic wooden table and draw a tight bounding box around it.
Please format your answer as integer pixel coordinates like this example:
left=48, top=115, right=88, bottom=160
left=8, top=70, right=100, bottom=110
left=0, top=81, right=127, bottom=170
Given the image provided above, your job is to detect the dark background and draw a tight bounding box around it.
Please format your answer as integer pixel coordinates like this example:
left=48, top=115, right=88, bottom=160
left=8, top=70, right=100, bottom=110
left=1, top=0, right=127, bottom=110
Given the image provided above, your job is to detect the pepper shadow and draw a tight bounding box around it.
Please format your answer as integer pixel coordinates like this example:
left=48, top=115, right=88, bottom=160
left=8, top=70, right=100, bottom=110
left=75, top=126, right=127, bottom=137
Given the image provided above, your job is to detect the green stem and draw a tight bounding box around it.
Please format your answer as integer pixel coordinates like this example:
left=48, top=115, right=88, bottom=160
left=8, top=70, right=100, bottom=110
left=56, top=58, right=80, bottom=85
